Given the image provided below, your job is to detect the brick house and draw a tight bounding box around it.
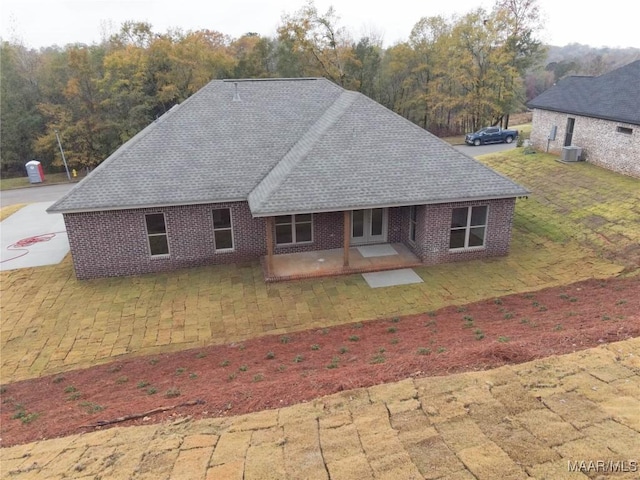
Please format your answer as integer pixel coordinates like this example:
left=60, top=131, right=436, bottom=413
left=48, top=78, right=528, bottom=280
left=528, top=60, right=639, bottom=178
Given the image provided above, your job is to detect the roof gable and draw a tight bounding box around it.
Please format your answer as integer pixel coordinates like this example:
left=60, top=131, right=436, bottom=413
left=527, top=60, right=640, bottom=125
left=49, top=78, right=528, bottom=214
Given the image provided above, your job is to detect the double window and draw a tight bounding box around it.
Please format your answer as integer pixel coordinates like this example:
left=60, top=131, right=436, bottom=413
left=450, top=206, right=487, bottom=250
left=213, top=208, right=233, bottom=251
left=145, top=213, right=169, bottom=256
left=409, top=206, right=417, bottom=243
left=275, top=214, right=312, bottom=245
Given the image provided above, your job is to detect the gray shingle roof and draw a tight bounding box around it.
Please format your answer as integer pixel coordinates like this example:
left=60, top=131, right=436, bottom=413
left=49, top=78, right=528, bottom=215
left=527, top=60, right=640, bottom=125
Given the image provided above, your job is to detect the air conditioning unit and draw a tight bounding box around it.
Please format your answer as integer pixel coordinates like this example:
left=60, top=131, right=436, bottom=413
left=562, top=146, right=582, bottom=162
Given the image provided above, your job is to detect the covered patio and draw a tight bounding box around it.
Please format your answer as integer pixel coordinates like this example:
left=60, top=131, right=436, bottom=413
left=262, top=242, right=422, bottom=282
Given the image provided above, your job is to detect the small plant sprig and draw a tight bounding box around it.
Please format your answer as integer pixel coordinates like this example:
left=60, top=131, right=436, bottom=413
left=165, top=388, right=181, bottom=398
left=80, top=401, right=104, bottom=414
left=326, top=357, right=340, bottom=369
left=370, top=352, right=386, bottom=364
left=12, top=408, right=39, bottom=424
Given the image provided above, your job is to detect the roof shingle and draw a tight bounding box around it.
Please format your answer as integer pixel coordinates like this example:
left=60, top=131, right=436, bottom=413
left=527, top=60, right=640, bottom=125
left=49, top=78, right=528, bottom=214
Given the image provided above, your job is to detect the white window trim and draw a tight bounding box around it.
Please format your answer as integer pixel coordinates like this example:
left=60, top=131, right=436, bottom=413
left=145, top=212, right=170, bottom=257
left=212, top=207, right=235, bottom=253
left=449, top=205, right=488, bottom=252
left=275, top=214, right=314, bottom=246
left=408, top=206, right=417, bottom=244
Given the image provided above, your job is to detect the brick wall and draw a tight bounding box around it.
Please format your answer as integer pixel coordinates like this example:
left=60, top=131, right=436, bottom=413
left=408, top=198, right=516, bottom=265
left=64, top=202, right=265, bottom=279
left=65, top=200, right=517, bottom=279
left=530, top=109, right=640, bottom=178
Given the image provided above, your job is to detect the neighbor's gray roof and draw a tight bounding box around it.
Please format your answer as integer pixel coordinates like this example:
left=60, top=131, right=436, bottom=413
left=49, top=78, right=528, bottom=215
left=527, top=60, right=640, bottom=126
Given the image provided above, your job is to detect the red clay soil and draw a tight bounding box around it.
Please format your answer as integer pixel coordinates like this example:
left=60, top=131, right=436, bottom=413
left=2, top=275, right=639, bottom=447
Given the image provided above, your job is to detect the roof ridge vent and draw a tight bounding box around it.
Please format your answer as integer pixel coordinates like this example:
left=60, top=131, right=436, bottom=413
left=233, top=82, right=241, bottom=102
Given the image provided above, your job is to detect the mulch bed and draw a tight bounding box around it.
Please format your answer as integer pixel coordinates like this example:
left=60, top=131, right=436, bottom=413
left=1, top=275, right=638, bottom=447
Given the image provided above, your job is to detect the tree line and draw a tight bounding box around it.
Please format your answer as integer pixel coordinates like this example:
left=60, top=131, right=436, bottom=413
left=0, top=0, right=633, bottom=175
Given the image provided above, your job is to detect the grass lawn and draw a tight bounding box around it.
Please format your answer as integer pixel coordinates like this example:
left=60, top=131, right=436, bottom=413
left=478, top=148, right=640, bottom=270
left=0, top=149, right=636, bottom=383
left=0, top=172, right=76, bottom=191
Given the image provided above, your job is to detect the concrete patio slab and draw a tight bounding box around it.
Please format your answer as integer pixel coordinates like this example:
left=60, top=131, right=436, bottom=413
left=357, top=244, right=398, bottom=258
left=362, top=268, right=423, bottom=288
left=0, top=202, right=69, bottom=271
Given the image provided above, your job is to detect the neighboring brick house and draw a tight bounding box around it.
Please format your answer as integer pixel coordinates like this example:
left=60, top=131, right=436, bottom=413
left=528, top=60, right=640, bottom=178
left=48, top=78, right=528, bottom=280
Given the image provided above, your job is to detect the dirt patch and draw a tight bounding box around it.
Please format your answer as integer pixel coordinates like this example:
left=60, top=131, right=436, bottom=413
left=1, top=275, right=638, bottom=447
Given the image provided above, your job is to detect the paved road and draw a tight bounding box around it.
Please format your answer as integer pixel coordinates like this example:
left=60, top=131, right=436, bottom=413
left=453, top=141, right=516, bottom=157
left=0, top=183, right=75, bottom=207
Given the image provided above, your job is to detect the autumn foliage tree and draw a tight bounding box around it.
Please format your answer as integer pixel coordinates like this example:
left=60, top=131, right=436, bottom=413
left=5, top=0, right=635, bottom=176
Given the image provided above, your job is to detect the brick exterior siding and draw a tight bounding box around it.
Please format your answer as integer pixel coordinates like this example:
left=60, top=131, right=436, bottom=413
left=65, top=200, right=516, bottom=279
left=530, top=109, right=640, bottom=178
left=403, top=199, right=516, bottom=265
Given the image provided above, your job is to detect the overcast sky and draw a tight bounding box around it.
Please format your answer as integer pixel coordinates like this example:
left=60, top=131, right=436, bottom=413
left=1, top=0, right=638, bottom=50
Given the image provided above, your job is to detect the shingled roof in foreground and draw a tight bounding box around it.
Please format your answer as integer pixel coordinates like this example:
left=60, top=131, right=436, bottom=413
left=49, top=78, right=528, bottom=215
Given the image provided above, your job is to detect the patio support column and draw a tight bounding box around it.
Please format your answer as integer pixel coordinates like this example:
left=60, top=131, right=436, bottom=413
left=343, top=210, right=350, bottom=267
left=266, top=216, right=274, bottom=275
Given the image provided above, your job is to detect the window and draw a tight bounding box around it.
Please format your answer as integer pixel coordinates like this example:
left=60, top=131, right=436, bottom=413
left=409, top=206, right=417, bottom=243
left=213, top=208, right=233, bottom=251
left=145, top=213, right=169, bottom=256
left=564, top=117, right=575, bottom=146
left=617, top=126, right=633, bottom=135
left=275, top=214, right=312, bottom=245
left=450, top=206, right=487, bottom=250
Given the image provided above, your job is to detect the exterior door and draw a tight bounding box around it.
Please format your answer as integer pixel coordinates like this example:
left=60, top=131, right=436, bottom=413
left=351, top=208, right=388, bottom=245
left=564, top=117, right=575, bottom=146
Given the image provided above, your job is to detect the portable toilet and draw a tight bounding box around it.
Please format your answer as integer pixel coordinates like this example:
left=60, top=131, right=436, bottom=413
left=25, top=160, right=45, bottom=183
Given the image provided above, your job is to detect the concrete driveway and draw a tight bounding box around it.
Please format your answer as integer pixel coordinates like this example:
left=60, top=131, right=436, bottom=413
left=0, top=202, right=69, bottom=271
left=454, top=142, right=516, bottom=157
